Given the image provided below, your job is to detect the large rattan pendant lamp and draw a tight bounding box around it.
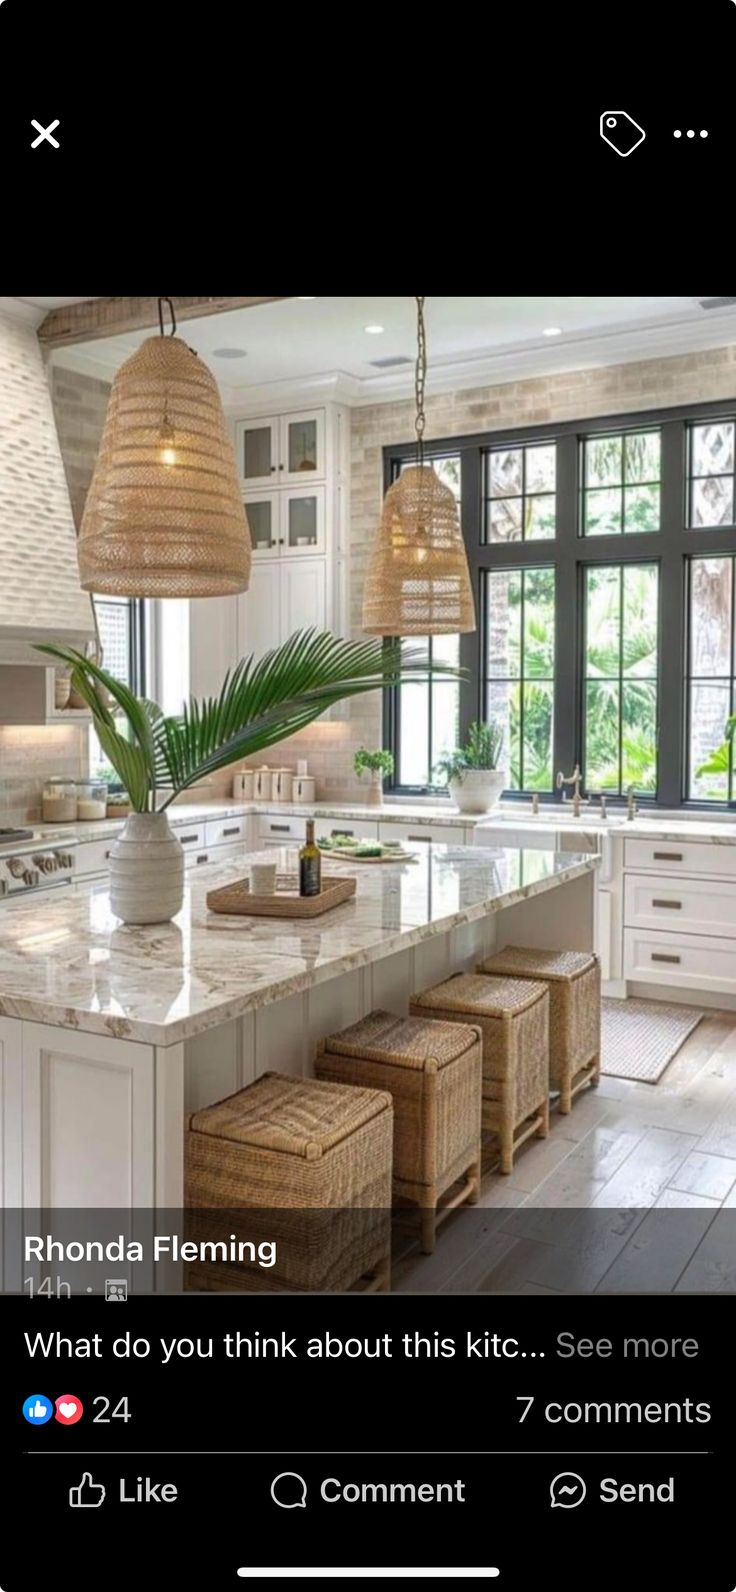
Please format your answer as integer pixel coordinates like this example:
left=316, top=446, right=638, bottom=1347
left=362, top=296, right=475, bottom=636
left=77, top=297, right=251, bottom=597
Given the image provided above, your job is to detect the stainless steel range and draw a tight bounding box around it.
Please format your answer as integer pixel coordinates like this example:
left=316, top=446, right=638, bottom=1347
left=0, top=829, right=77, bottom=900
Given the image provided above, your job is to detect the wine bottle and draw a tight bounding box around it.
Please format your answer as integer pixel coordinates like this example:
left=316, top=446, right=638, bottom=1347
left=299, top=818, right=321, bottom=897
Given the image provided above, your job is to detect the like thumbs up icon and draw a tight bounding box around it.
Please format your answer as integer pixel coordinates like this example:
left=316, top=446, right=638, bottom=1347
left=69, top=1473, right=106, bottom=1509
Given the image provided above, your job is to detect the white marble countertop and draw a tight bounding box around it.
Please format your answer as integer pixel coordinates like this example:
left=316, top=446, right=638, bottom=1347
left=0, top=845, right=598, bottom=1046
left=476, top=812, right=736, bottom=845
left=32, top=798, right=473, bottom=846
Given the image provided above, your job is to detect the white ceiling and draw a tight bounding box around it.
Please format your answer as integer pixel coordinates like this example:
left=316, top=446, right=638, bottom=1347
left=33, top=295, right=736, bottom=408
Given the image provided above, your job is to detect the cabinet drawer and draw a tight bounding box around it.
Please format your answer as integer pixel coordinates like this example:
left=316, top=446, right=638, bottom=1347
left=314, top=818, right=379, bottom=842
left=75, top=838, right=115, bottom=877
left=624, top=927, right=736, bottom=994
left=204, top=816, right=249, bottom=848
left=378, top=821, right=465, bottom=846
left=624, top=838, right=736, bottom=877
left=184, top=845, right=214, bottom=869
left=257, top=814, right=307, bottom=842
left=170, top=821, right=206, bottom=851
left=624, top=873, right=736, bottom=939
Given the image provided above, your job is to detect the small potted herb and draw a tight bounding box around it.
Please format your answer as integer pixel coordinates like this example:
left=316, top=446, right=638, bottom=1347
left=353, top=747, right=395, bottom=807
left=435, top=720, right=505, bottom=813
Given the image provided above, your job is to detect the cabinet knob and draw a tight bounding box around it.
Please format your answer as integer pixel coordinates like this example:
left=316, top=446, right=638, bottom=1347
left=270, top=465, right=276, bottom=472
left=279, top=538, right=284, bottom=545
left=278, top=463, right=284, bottom=470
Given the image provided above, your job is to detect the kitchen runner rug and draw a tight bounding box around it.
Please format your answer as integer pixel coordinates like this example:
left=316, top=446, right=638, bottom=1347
left=601, top=996, right=704, bottom=1084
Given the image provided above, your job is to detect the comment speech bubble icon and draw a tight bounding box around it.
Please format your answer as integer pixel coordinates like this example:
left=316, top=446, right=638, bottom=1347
left=550, top=1471, right=586, bottom=1509
left=271, top=1471, right=308, bottom=1509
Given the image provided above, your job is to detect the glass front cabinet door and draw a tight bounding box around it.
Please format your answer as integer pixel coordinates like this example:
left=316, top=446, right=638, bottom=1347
left=280, top=410, right=325, bottom=483
left=283, top=486, right=325, bottom=556
left=236, top=417, right=280, bottom=487
left=243, top=492, right=280, bottom=557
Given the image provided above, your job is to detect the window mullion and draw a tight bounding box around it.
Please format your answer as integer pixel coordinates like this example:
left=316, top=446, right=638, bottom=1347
left=658, top=419, right=687, bottom=805
left=553, top=433, right=579, bottom=788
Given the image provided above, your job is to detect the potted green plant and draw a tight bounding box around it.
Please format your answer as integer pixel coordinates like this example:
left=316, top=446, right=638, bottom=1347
left=353, top=747, right=395, bottom=807
left=435, top=720, right=506, bottom=813
left=38, top=631, right=455, bottom=924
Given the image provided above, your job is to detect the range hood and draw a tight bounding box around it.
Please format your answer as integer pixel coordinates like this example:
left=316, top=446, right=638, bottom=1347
left=0, top=309, right=95, bottom=665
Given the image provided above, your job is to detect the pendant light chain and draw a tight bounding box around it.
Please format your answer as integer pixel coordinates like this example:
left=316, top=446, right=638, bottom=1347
left=414, top=294, right=427, bottom=470
left=157, top=296, right=177, bottom=337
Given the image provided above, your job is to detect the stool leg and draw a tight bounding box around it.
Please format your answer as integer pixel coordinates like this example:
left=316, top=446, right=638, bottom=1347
left=537, top=1094, right=550, bottom=1139
left=467, top=1153, right=482, bottom=1205
left=589, top=1052, right=601, bottom=1088
left=420, top=1201, right=437, bottom=1256
left=559, top=1072, right=573, bottom=1115
left=500, top=1122, right=514, bottom=1175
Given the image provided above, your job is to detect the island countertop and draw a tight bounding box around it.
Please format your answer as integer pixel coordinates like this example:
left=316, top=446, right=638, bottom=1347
left=0, top=845, right=598, bottom=1047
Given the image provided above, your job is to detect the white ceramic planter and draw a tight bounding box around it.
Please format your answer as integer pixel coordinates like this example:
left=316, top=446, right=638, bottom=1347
left=449, top=768, right=506, bottom=814
left=109, top=812, right=185, bottom=925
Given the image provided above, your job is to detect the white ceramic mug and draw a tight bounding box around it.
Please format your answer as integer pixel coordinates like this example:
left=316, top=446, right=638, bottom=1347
left=250, top=862, right=277, bottom=895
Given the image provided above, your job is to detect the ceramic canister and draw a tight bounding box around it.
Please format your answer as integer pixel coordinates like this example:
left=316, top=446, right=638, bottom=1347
left=233, top=770, right=254, bottom=800
left=253, top=767, right=272, bottom=800
left=293, top=775, right=316, bottom=803
left=272, top=768, right=293, bottom=802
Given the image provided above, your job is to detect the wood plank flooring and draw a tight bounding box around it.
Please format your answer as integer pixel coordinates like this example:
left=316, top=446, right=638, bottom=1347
left=393, top=1006, right=736, bottom=1294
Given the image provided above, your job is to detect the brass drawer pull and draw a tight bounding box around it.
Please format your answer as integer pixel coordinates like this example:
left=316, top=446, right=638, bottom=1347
left=408, top=834, right=433, bottom=842
left=196, top=853, right=209, bottom=864
left=651, top=952, right=681, bottom=964
left=269, top=823, right=291, bottom=832
left=179, top=832, right=199, bottom=844
left=653, top=851, right=683, bottom=861
left=332, top=828, right=354, bottom=836
left=223, top=826, right=241, bottom=837
left=652, top=898, right=682, bottom=909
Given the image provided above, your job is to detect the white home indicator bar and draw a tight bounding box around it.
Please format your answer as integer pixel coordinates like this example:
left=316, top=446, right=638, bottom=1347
left=237, top=1572, right=500, bottom=1580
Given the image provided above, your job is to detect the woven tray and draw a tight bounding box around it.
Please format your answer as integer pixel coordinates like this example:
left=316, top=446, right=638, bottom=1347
left=206, top=873, right=357, bottom=918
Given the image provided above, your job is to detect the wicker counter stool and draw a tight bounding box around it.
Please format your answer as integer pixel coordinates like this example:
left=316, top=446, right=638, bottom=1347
left=478, top=947, right=600, bottom=1115
left=185, top=1071, right=393, bottom=1293
left=410, top=973, right=550, bottom=1176
left=315, top=1010, right=482, bottom=1255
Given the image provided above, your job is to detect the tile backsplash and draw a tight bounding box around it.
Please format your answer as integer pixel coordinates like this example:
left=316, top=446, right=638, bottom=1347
left=0, top=723, right=88, bottom=824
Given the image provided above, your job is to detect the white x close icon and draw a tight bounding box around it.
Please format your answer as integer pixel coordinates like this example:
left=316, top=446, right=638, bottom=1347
left=31, top=119, right=60, bottom=149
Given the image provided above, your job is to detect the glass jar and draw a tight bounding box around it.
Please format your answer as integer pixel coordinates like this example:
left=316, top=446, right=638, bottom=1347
left=76, top=781, right=108, bottom=821
left=42, top=779, right=78, bottom=823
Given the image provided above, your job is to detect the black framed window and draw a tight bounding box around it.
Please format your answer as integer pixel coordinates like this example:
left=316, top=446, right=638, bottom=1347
left=687, top=555, right=736, bottom=799
left=383, top=395, right=736, bottom=808
left=90, top=598, right=146, bottom=778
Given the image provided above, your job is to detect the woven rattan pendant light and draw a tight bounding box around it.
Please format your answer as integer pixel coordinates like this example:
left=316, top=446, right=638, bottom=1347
left=362, top=296, right=475, bottom=636
left=77, top=297, right=251, bottom=597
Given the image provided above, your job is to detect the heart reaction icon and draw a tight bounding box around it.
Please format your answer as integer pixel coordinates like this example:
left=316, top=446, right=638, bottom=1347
left=55, top=1395, right=84, bottom=1425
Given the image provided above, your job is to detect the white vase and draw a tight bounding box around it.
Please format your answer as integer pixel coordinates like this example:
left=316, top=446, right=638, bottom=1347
left=364, top=771, right=384, bottom=807
left=449, top=768, right=506, bottom=814
left=109, top=812, right=185, bottom=925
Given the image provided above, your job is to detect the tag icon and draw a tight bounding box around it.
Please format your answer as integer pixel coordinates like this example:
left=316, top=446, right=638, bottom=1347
left=600, top=111, right=646, bottom=157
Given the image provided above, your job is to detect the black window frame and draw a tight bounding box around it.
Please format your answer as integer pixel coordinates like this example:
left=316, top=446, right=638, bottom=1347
left=93, top=596, right=147, bottom=694
left=383, top=397, right=736, bottom=810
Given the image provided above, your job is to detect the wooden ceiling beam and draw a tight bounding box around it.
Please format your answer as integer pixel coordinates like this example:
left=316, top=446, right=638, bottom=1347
left=37, top=295, right=292, bottom=349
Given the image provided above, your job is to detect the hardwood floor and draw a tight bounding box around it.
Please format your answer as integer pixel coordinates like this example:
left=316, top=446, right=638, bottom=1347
left=392, top=1006, right=736, bottom=1294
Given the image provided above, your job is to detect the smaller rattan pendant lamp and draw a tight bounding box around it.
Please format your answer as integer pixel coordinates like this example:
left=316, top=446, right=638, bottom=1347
left=362, top=296, right=475, bottom=636
left=77, top=297, right=251, bottom=597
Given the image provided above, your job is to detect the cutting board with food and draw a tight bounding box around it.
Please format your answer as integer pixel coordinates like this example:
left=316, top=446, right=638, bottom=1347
left=318, top=835, right=419, bottom=864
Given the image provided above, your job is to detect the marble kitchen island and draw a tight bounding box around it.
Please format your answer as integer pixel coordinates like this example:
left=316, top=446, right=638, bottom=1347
left=0, top=844, right=598, bottom=1234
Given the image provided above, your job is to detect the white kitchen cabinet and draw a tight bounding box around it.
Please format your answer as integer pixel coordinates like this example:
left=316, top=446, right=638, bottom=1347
left=378, top=821, right=466, bottom=847
left=282, top=558, right=326, bottom=635
left=624, top=837, right=736, bottom=878
left=314, top=818, right=380, bottom=842
left=0, top=665, right=92, bottom=726
left=624, top=872, right=736, bottom=940
left=257, top=813, right=307, bottom=844
left=623, top=927, right=736, bottom=996
left=235, top=409, right=325, bottom=488
left=204, top=816, right=249, bottom=848
left=238, top=558, right=326, bottom=657
left=75, top=838, right=115, bottom=879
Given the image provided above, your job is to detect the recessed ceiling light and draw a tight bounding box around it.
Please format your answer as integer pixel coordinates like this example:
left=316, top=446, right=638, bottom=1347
left=543, top=326, right=563, bottom=338
left=364, top=324, right=385, bottom=335
left=212, top=347, right=247, bottom=359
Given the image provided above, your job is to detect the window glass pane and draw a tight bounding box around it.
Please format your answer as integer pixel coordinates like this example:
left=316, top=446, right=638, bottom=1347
left=485, top=567, right=555, bottom=792
left=624, top=483, right=659, bottom=534
left=95, top=599, right=132, bottom=685
left=398, top=677, right=430, bottom=787
left=690, top=558, right=732, bottom=676
left=490, top=448, right=522, bottom=497
left=585, top=488, right=622, bottom=537
left=584, top=564, right=659, bottom=795
left=586, top=435, right=622, bottom=488
left=622, top=565, right=659, bottom=677
left=624, top=431, right=661, bottom=483
left=525, top=495, right=556, bottom=540
left=525, top=445, right=556, bottom=494
left=692, top=421, right=735, bottom=477
left=434, top=455, right=461, bottom=498
left=489, top=497, right=522, bottom=543
left=691, top=474, right=734, bottom=527
left=689, top=684, right=731, bottom=801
